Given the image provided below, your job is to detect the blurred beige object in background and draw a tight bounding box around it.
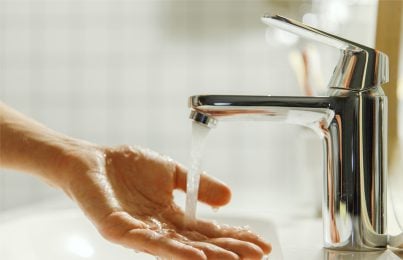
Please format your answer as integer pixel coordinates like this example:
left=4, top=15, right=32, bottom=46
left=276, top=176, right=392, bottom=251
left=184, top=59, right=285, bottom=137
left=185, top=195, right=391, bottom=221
left=375, top=0, right=402, bottom=167
left=375, top=0, right=403, bottom=232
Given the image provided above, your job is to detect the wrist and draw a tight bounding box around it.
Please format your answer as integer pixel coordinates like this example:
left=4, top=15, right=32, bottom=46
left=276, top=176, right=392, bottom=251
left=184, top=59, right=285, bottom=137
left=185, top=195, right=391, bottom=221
left=42, top=136, right=101, bottom=190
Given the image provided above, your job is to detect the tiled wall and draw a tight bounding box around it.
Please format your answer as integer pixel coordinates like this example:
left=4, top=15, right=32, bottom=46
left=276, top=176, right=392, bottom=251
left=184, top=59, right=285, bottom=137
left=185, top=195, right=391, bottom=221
left=0, top=0, right=379, bottom=214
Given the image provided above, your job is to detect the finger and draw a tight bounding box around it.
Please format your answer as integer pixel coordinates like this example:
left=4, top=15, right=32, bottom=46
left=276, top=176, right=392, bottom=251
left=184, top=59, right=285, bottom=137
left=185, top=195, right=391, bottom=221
left=192, top=219, right=272, bottom=255
left=208, top=238, right=264, bottom=260
left=174, top=164, right=231, bottom=206
left=181, top=229, right=264, bottom=260
left=158, top=207, right=271, bottom=255
left=183, top=241, right=240, bottom=260
left=120, top=229, right=207, bottom=260
left=179, top=230, right=263, bottom=259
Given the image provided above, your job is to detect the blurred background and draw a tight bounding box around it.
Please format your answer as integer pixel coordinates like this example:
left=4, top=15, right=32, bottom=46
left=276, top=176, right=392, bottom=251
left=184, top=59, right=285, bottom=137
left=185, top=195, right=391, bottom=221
left=0, top=0, right=402, bottom=219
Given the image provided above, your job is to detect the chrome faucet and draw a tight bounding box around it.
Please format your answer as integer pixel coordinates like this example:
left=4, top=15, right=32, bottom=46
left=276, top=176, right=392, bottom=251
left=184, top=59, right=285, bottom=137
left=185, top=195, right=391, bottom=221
left=188, top=15, right=394, bottom=251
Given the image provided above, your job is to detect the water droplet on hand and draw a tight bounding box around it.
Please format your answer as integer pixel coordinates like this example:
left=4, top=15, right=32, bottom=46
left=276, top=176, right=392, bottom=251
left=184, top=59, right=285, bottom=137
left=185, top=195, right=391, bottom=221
left=211, top=206, right=220, bottom=213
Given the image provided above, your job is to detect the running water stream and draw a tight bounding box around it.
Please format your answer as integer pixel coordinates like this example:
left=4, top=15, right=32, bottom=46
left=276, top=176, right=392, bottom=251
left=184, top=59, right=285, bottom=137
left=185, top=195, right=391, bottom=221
left=155, top=122, right=210, bottom=260
left=185, top=121, right=211, bottom=225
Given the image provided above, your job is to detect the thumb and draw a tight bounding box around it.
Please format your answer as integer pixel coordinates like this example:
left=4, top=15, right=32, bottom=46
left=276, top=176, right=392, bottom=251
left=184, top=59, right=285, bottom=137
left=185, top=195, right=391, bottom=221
left=174, top=164, right=232, bottom=207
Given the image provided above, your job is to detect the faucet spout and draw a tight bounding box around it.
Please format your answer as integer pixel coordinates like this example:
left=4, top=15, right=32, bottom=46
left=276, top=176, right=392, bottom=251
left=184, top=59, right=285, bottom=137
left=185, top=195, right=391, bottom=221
left=189, top=110, right=217, bottom=128
left=189, top=95, right=334, bottom=129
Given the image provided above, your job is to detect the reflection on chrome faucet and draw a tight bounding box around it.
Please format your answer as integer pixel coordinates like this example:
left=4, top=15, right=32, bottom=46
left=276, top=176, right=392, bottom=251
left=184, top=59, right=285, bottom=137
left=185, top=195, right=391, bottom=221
left=188, top=15, right=403, bottom=251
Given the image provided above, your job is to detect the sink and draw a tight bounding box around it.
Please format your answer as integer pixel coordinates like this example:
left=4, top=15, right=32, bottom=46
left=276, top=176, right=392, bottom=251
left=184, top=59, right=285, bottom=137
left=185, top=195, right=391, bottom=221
left=0, top=207, right=282, bottom=260
left=0, top=202, right=401, bottom=259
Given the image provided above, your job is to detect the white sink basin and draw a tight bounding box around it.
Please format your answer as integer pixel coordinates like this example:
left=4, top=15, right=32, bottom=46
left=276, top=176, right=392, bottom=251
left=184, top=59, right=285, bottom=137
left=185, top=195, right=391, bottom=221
left=0, top=207, right=282, bottom=260
left=0, top=203, right=401, bottom=259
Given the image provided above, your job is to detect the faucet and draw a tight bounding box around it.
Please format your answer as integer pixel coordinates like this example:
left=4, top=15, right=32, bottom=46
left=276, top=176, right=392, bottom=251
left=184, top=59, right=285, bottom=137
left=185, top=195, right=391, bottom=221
left=188, top=15, right=392, bottom=251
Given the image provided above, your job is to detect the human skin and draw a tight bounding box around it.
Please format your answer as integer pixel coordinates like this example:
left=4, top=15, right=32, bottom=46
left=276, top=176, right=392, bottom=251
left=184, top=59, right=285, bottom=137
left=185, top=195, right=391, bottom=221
left=0, top=102, right=271, bottom=259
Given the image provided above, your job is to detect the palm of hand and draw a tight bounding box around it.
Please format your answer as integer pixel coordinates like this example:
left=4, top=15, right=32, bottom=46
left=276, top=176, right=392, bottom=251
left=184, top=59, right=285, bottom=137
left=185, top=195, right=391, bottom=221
left=66, top=146, right=271, bottom=260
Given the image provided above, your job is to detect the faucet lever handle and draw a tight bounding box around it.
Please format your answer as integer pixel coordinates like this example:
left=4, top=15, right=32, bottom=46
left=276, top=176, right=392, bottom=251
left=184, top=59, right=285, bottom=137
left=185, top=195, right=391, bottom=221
left=261, top=14, right=389, bottom=90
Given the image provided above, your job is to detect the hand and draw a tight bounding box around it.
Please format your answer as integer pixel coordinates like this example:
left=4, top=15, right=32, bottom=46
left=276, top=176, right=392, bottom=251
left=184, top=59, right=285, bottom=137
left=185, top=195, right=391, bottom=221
left=60, top=145, right=271, bottom=259
left=0, top=103, right=270, bottom=259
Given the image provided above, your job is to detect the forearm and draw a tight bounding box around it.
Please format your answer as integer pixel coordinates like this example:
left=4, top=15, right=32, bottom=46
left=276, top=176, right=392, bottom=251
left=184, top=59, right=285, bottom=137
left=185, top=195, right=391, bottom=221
left=0, top=102, right=95, bottom=187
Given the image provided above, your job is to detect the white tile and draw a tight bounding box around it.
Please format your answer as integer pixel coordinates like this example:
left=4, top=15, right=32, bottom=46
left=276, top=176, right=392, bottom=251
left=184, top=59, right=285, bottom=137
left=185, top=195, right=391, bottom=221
left=37, top=107, right=74, bottom=135
left=42, top=27, right=71, bottom=55
left=2, top=27, right=31, bottom=56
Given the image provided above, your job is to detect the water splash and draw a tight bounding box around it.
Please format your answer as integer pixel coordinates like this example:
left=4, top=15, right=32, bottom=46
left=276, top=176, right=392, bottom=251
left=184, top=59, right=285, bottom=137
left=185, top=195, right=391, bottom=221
left=185, top=121, right=211, bottom=225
